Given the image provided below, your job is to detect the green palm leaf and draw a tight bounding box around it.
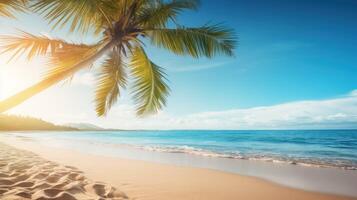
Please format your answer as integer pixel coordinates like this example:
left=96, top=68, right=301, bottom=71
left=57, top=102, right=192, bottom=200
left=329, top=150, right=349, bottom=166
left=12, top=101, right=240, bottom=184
left=32, top=0, right=118, bottom=34
left=0, top=29, right=99, bottom=81
left=138, top=0, right=199, bottom=28
left=95, top=48, right=127, bottom=116
left=0, top=31, right=68, bottom=61
left=130, top=46, right=170, bottom=116
left=147, top=24, right=236, bottom=58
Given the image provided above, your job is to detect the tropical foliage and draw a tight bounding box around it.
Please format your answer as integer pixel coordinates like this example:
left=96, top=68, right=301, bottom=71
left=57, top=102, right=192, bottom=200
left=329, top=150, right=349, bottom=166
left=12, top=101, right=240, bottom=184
left=0, top=0, right=236, bottom=117
left=0, top=114, right=76, bottom=131
left=0, top=0, right=26, bottom=18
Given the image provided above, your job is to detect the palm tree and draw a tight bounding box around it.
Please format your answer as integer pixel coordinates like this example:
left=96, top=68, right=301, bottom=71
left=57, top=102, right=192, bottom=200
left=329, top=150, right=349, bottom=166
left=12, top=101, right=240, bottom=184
left=0, top=0, right=236, bottom=116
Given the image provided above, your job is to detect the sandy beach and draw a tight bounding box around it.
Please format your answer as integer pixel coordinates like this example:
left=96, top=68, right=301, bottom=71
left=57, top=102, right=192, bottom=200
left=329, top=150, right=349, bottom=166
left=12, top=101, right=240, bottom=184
left=0, top=142, right=128, bottom=200
left=0, top=135, right=356, bottom=200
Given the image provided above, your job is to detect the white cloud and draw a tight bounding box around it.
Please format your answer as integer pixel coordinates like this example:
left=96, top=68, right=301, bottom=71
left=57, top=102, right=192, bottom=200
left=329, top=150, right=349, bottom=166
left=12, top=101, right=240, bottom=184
left=96, top=91, right=357, bottom=130
left=6, top=81, right=357, bottom=130
left=349, top=89, right=357, bottom=97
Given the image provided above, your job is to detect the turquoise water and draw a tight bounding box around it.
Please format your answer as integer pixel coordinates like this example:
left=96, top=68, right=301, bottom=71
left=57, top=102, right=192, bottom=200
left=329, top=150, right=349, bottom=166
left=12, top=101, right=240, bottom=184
left=18, top=130, right=357, bottom=170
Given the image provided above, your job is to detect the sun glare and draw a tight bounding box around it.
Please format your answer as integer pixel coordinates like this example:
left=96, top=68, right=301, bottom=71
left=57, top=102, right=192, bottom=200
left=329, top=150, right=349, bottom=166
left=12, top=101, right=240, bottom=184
left=0, top=58, right=43, bottom=101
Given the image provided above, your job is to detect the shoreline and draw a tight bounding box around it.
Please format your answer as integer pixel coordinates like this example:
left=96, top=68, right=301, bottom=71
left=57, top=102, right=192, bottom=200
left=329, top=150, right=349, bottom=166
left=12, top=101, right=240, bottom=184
left=2, top=132, right=357, bottom=197
left=1, top=134, right=357, bottom=200
left=3, top=131, right=356, bottom=171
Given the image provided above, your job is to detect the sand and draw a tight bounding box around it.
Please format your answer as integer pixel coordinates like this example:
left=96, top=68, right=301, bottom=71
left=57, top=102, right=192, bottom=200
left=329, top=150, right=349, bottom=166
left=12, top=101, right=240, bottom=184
left=1, top=138, right=356, bottom=200
left=0, top=142, right=128, bottom=200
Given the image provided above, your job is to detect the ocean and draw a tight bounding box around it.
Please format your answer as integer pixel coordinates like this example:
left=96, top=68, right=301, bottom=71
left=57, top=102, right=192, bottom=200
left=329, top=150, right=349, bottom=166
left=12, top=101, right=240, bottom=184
left=13, top=129, right=357, bottom=170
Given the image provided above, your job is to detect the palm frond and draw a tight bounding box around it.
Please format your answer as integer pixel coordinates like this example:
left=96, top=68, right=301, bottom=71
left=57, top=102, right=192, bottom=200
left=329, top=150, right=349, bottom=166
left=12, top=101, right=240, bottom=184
left=44, top=42, right=99, bottom=81
left=0, top=0, right=27, bottom=18
left=95, top=48, right=127, bottom=116
left=137, top=0, right=199, bottom=28
left=130, top=46, right=170, bottom=116
left=0, top=31, right=67, bottom=61
left=147, top=24, right=236, bottom=58
left=118, top=0, right=144, bottom=16
left=32, top=0, right=118, bottom=34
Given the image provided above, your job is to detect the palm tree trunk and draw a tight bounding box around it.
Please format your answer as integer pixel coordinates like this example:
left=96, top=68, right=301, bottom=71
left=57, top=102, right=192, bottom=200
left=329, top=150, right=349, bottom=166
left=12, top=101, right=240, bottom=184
left=0, top=40, right=117, bottom=113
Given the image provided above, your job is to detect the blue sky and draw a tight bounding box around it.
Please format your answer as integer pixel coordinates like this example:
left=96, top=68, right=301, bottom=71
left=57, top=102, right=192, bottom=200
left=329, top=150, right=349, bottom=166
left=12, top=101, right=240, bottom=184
left=0, top=0, right=357, bottom=129
left=161, top=0, right=357, bottom=114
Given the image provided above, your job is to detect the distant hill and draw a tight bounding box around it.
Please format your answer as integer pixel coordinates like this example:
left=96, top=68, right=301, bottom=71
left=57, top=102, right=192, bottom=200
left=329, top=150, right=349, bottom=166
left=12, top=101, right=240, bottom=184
left=0, top=115, right=77, bottom=131
left=64, top=123, right=104, bottom=130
